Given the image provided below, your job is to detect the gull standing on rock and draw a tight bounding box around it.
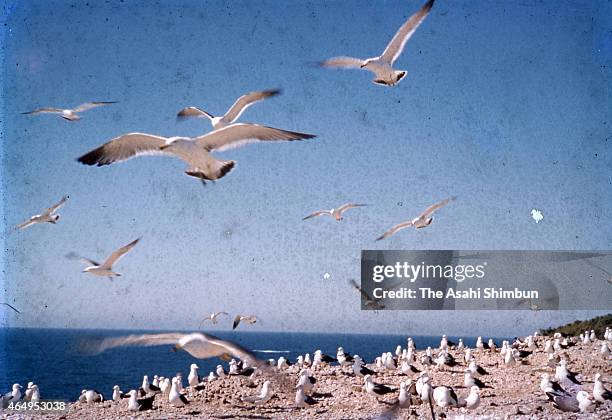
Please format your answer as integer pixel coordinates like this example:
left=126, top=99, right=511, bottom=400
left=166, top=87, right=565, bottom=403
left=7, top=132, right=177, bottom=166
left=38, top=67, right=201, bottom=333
left=77, top=124, right=316, bottom=184
left=547, top=390, right=593, bottom=413
left=169, top=378, right=189, bottom=407
left=295, top=384, right=317, bottom=408
left=320, top=0, right=436, bottom=86
left=177, top=89, right=281, bottom=129
left=303, top=203, right=367, bottom=222
left=461, top=386, right=481, bottom=410
left=142, top=375, right=161, bottom=395
left=23, top=383, right=34, bottom=401
left=66, top=238, right=140, bottom=280
left=85, top=390, right=103, bottom=404
left=363, top=375, right=395, bottom=398
left=127, top=389, right=155, bottom=411
left=112, top=385, right=127, bottom=401
left=16, top=196, right=69, bottom=230
left=433, top=385, right=459, bottom=408
left=2, top=384, right=22, bottom=408
left=376, top=197, right=455, bottom=240
left=593, top=373, right=611, bottom=402
left=188, top=364, right=203, bottom=388
left=241, top=380, right=272, bottom=405
left=22, top=101, right=116, bottom=121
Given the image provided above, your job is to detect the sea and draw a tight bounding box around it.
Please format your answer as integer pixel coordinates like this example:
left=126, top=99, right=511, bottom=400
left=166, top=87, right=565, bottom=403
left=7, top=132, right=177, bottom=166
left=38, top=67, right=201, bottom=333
left=0, top=329, right=510, bottom=401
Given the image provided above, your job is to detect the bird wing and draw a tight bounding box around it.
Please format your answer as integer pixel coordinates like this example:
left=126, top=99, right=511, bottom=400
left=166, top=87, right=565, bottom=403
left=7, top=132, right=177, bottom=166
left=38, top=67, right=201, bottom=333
left=72, top=101, right=117, bottom=113
left=44, top=195, right=69, bottom=216
left=1, top=303, right=21, bottom=314
left=101, top=238, right=140, bottom=269
left=16, top=218, right=37, bottom=230
left=88, top=332, right=188, bottom=354
left=77, top=133, right=169, bottom=166
left=198, top=316, right=213, bottom=328
left=375, top=220, right=414, bottom=241
left=337, top=203, right=367, bottom=214
left=241, top=394, right=262, bottom=403
left=420, top=197, right=455, bottom=218
left=302, top=210, right=332, bottom=220
left=176, top=106, right=214, bottom=120
left=195, top=123, right=316, bottom=152
left=233, top=315, right=243, bottom=330
left=320, top=56, right=364, bottom=69
left=223, top=89, right=281, bottom=123
left=380, top=0, right=435, bottom=64
left=21, top=108, right=64, bottom=115
left=201, top=332, right=264, bottom=367
left=65, top=252, right=100, bottom=267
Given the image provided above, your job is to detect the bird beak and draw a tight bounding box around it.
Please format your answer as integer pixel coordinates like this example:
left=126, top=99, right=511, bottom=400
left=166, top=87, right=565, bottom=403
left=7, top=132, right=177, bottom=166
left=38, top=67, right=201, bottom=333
left=159, top=145, right=168, bottom=151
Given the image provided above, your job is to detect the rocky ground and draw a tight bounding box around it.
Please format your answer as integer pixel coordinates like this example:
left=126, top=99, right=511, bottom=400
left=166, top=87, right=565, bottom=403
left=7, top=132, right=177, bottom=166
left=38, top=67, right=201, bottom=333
left=4, top=336, right=611, bottom=419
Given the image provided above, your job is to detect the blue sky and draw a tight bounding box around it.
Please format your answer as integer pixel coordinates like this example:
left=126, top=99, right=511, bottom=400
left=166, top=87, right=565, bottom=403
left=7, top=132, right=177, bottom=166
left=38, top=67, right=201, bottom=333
left=1, top=0, right=610, bottom=336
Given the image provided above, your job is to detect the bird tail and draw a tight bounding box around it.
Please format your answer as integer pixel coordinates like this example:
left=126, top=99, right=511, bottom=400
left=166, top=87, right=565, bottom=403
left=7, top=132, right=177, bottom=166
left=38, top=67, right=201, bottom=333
left=185, top=160, right=235, bottom=182
left=210, top=159, right=235, bottom=180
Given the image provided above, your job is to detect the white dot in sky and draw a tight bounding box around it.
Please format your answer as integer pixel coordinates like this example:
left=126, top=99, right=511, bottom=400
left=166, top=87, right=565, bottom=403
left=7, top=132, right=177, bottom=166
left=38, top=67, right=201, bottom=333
left=323, top=272, right=331, bottom=280
left=530, top=209, right=544, bottom=224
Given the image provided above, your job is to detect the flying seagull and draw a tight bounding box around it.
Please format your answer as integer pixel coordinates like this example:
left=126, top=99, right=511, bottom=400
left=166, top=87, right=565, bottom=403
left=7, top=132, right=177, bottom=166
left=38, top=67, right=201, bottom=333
left=320, top=0, right=435, bottom=86
left=233, top=314, right=258, bottom=330
left=349, top=279, right=385, bottom=310
left=21, top=101, right=116, bottom=121
left=76, top=123, right=316, bottom=184
left=1, top=303, right=21, bottom=314
left=177, top=89, right=281, bottom=129
left=16, top=195, right=69, bottom=230
left=303, top=203, right=367, bottom=221
left=87, top=331, right=269, bottom=370
left=376, top=197, right=455, bottom=241
left=199, top=311, right=229, bottom=328
left=66, top=238, right=140, bottom=280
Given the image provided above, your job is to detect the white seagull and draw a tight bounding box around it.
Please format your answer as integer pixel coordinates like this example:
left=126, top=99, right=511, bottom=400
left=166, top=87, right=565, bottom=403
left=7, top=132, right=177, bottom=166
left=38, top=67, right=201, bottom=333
left=320, top=0, right=435, bottom=86
left=199, top=311, right=229, bottom=327
left=169, top=378, right=189, bottom=407
left=77, top=124, right=316, bottom=184
left=177, top=89, right=281, bottom=129
left=66, top=238, right=140, bottom=280
left=303, top=203, right=367, bottom=221
left=88, top=331, right=269, bottom=370
left=376, top=197, right=455, bottom=240
left=16, top=195, right=69, bottom=230
left=127, top=390, right=155, bottom=411
left=233, top=314, right=258, bottom=330
left=241, top=380, right=272, bottom=405
left=22, top=101, right=116, bottom=121
left=1, top=384, right=22, bottom=408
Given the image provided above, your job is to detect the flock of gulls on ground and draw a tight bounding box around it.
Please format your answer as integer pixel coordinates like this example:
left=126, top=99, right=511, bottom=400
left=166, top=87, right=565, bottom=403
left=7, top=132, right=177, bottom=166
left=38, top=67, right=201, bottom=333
left=2, top=329, right=611, bottom=416
left=4, top=0, right=610, bottom=417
